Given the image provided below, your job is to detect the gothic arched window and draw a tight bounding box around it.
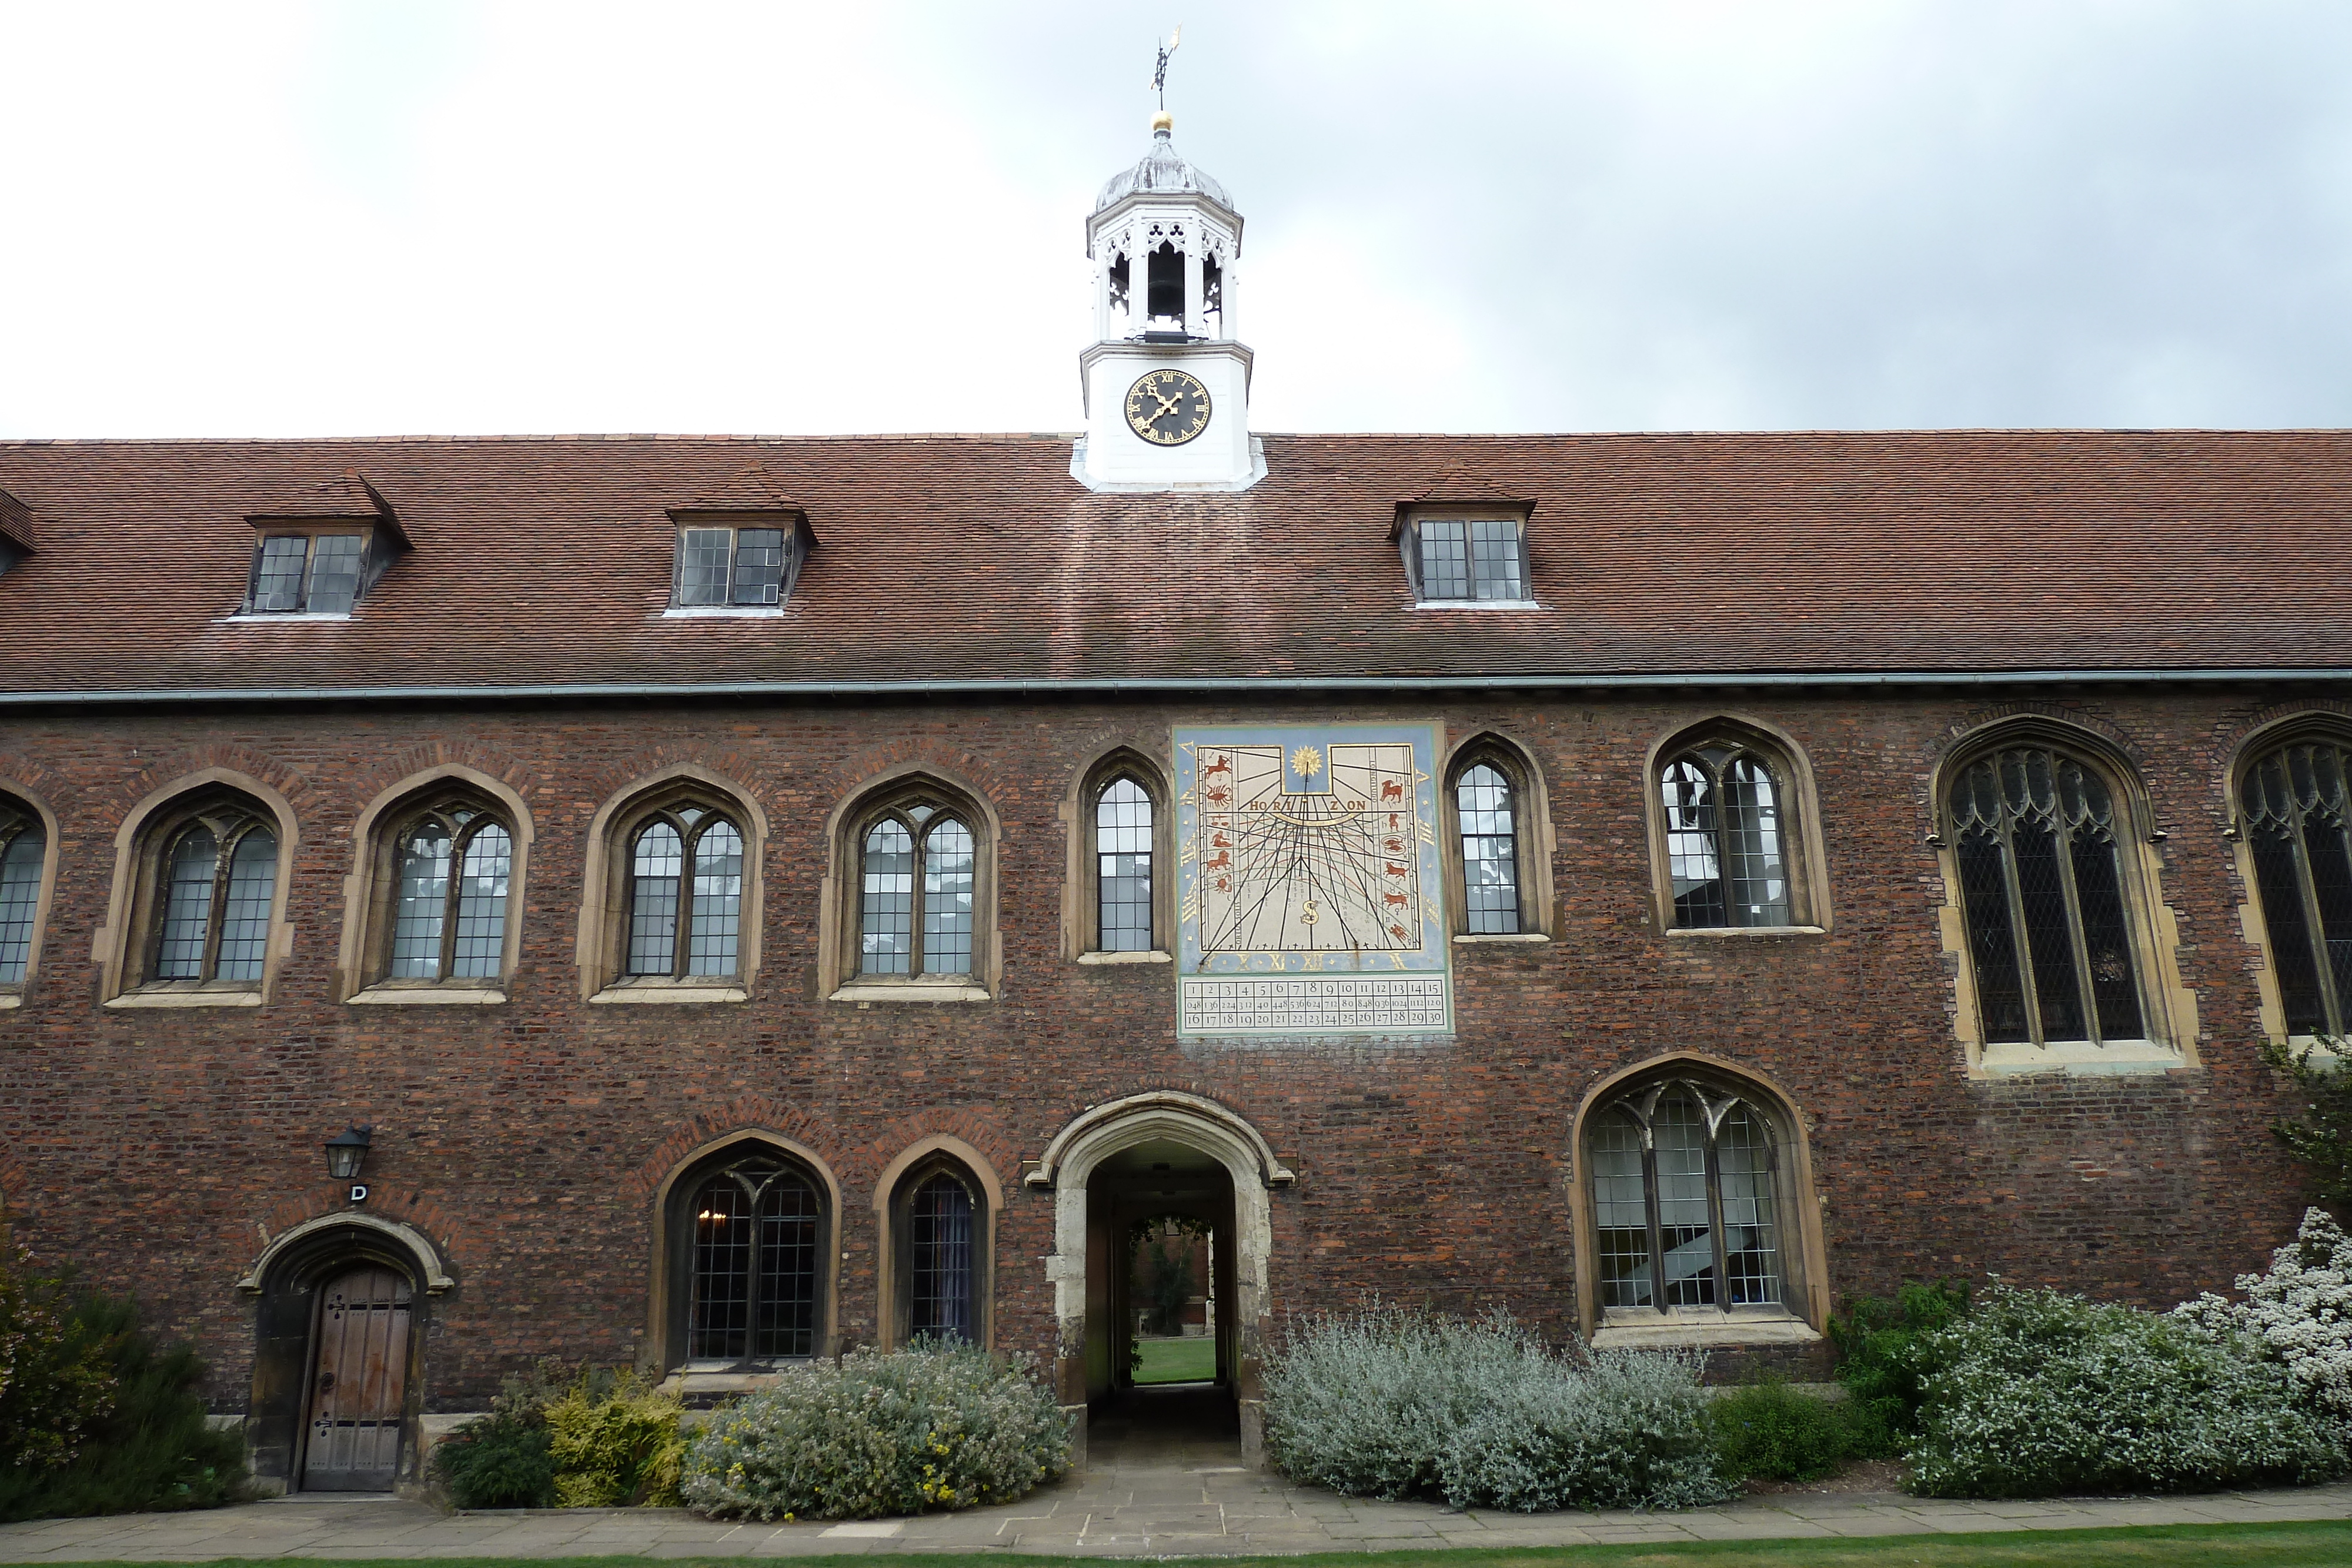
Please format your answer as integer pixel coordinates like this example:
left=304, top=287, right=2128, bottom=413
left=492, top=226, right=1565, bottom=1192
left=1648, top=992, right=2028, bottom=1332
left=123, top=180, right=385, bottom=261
left=1658, top=741, right=1793, bottom=929
left=0, top=798, right=45, bottom=988
left=1589, top=1079, right=1788, bottom=1317
left=860, top=805, right=975, bottom=978
left=1095, top=777, right=1155, bottom=952
left=2240, top=734, right=2352, bottom=1036
left=1454, top=760, right=1522, bottom=935
left=626, top=806, right=744, bottom=979
left=386, top=800, right=513, bottom=982
left=1949, top=744, right=2144, bottom=1046
left=149, top=804, right=279, bottom=987
left=906, top=1169, right=978, bottom=1343
left=679, top=1156, right=824, bottom=1365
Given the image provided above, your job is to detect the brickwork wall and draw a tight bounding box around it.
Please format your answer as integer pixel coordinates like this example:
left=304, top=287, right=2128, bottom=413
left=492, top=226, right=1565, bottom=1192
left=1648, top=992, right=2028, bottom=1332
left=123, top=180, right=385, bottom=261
left=0, top=688, right=2327, bottom=1412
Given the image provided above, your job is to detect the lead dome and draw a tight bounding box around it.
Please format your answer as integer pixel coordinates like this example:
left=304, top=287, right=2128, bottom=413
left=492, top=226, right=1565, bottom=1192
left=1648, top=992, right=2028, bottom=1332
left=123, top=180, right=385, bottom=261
left=1094, top=120, right=1232, bottom=214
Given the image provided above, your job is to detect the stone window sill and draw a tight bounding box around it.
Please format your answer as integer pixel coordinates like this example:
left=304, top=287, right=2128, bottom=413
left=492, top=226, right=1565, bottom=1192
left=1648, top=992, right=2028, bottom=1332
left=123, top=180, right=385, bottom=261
left=1591, top=1314, right=1821, bottom=1350
left=1979, top=1039, right=2183, bottom=1077
left=349, top=985, right=507, bottom=1006
left=1077, top=950, right=1172, bottom=965
left=660, top=605, right=783, bottom=619
left=1665, top=925, right=1827, bottom=939
left=830, top=979, right=991, bottom=1004
left=2281, top=1035, right=2347, bottom=1068
left=105, top=988, right=263, bottom=1009
left=0, top=993, right=18, bottom=1010
left=1412, top=599, right=1542, bottom=611
left=1453, top=932, right=1549, bottom=945
left=656, top=1367, right=807, bottom=1400
left=220, top=611, right=353, bottom=623
left=589, top=982, right=749, bottom=1005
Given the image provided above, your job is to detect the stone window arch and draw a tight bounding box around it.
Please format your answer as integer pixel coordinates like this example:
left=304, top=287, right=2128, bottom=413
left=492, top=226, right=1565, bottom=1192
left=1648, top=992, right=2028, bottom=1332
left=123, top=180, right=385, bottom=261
left=1067, top=746, right=1174, bottom=961
left=343, top=775, right=532, bottom=1001
left=1645, top=719, right=1826, bottom=932
left=581, top=768, right=764, bottom=1002
left=1441, top=734, right=1553, bottom=940
left=1573, top=1059, right=1825, bottom=1347
left=0, top=788, right=57, bottom=1002
left=108, top=782, right=293, bottom=1002
left=666, top=1142, right=831, bottom=1370
left=829, top=772, right=996, bottom=1000
left=2232, top=720, right=2352, bottom=1038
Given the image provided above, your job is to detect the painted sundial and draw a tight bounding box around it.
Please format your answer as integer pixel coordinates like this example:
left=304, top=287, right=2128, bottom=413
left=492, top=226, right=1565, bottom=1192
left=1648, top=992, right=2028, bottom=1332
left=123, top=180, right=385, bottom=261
left=1175, top=725, right=1452, bottom=1037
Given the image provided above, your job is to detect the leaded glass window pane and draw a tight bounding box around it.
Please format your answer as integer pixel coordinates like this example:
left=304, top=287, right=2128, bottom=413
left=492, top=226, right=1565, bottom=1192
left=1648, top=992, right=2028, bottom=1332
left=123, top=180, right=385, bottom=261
left=250, top=535, right=308, bottom=612
left=389, top=824, right=452, bottom=978
left=923, top=819, right=975, bottom=977
left=910, top=1174, right=975, bottom=1342
left=1418, top=520, right=1469, bottom=600
left=1652, top=1091, right=1715, bottom=1308
left=687, top=1178, right=753, bottom=1362
left=753, top=1174, right=820, bottom=1360
left=1663, top=748, right=1792, bottom=929
left=627, top=822, right=683, bottom=975
left=687, top=820, right=742, bottom=977
left=861, top=820, right=914, bottom=975
left=156, top=828, right=219, bottom=979
left=0, top=825, right=43, bottom=985
left=1468, top=518, right=1524, bottom=600
left=215, top=830, right=276, bottom=982
left=1662, top=759, right=1727, bottom=927
left=1456, top=763, right=1521, bottom=934
left=1591, top=1111, right=1652, bottom=1309
left=676, top=528, right=734, bottom=606
left=1720, top=758, right=1791, bottom=924
left=452, top=824, right=510, bottom=979
left=1715, top=1105, right=1782, bottom=1308
left=1949, top=747, right=2144, bottom=1047
left=305, top=534, right=365, bottom=614
left=1096, top=779, right=1153, bottom=952
left=731, top=530, right=785, bottom=606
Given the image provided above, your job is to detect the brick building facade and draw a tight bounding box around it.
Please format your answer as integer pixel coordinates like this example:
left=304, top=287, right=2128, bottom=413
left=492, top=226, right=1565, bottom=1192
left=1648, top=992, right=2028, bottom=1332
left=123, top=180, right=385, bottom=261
left=3, top=121, right=2349, bottom=1495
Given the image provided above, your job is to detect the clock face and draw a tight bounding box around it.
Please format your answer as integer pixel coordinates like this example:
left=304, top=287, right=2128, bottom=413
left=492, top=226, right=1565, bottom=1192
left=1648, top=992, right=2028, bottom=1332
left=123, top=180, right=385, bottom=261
left=1125, top=369, right=1212, bottom=447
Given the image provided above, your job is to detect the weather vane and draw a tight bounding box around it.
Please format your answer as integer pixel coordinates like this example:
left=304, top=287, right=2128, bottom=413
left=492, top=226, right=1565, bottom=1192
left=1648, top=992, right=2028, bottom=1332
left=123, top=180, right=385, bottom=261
left=1151, top=25, right=1181, bottom=111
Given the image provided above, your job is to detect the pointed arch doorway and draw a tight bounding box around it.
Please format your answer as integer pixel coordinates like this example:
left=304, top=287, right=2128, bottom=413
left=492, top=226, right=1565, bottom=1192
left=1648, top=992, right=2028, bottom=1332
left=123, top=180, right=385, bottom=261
left=1030, top=1092, right=1292, bottom=1469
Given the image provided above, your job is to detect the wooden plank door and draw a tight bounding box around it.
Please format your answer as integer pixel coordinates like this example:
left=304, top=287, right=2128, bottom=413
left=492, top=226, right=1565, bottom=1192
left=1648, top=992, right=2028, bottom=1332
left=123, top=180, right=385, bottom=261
left=302, top=1266, right=411, bottom=1492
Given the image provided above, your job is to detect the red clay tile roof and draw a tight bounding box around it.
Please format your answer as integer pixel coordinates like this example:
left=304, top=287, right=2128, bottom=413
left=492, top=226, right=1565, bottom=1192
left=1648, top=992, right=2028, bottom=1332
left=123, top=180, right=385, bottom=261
left=1, top=430, right=2348, bottom=696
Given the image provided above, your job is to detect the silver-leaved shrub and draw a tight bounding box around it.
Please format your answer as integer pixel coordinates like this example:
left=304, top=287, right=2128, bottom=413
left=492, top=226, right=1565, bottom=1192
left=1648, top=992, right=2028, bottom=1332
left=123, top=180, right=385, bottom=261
left=1907, top=1285, right=2346, bottom=1499
left=2172, top=1206, right=2352, bottom=1436
left=1261, top=1306, right=1733, bottom=1512
left=679, top=1340, right=1069, bottom=1522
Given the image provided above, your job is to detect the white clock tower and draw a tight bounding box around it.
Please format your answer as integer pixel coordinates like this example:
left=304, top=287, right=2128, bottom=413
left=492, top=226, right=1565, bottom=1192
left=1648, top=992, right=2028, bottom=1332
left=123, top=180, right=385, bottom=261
left=1074, top=111, right=1265, bottom=492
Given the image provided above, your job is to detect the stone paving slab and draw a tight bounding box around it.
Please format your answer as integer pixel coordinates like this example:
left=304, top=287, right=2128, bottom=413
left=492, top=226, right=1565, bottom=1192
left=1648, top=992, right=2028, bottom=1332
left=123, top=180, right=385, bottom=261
left=4, top=1473, right=2350, bottom=1561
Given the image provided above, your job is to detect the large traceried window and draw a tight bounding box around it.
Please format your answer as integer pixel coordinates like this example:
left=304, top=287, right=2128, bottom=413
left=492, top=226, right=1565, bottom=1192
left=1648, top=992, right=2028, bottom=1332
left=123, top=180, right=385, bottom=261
left=149, top=805, right=278, bottom=987
left=626, top=807, right=744, bottom=979
left=1095, top=777, right=1155, bottom=952
left=2240, top=734, right=2352, bottom=1036
left=386, top=800, right=512, bottom=982
left=1454, top=761, right=1522, bottom=934
left=1659, top=741, right=1793, bottom=929
left=859, top=804, right=975, bottom=978
left=0, top=800, right=44, bottom=987
left=681, top=1156, right=823, bottom=1365
left=1590, top=1079, right=1786, bottom=1318
left=1949, top=745, right=2144, bottom=1047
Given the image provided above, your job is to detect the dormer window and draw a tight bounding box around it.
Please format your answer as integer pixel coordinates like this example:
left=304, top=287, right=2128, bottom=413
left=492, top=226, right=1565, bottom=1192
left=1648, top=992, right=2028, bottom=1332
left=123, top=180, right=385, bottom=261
left=1397, top=509, right=1532, bottom=606
left=250, top=532, right=368, bottom=614
left=667, top=511, right=812, bottom=614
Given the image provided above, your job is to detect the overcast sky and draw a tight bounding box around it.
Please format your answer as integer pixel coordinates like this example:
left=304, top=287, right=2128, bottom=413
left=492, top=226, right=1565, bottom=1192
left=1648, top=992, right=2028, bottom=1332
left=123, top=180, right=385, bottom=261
left=6, top=2, right=2352, bottom=439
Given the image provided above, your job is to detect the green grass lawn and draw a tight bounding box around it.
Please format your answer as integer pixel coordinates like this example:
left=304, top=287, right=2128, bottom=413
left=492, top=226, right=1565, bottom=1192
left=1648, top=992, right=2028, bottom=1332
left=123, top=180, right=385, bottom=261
left=1133, top=1333, right=1218, bottom=1383
left=125, top=1519, right=2352, bottom=1568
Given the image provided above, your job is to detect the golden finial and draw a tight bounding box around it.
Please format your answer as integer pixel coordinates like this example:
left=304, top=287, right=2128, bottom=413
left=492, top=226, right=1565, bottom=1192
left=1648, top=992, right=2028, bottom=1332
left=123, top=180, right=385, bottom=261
left=1152, top=109, right=1174, bottom=134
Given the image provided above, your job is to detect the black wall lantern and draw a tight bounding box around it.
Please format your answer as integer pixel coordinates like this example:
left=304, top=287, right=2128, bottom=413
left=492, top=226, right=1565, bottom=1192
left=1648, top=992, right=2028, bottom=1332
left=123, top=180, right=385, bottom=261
left=323, top=1124, right=373, bottom=1182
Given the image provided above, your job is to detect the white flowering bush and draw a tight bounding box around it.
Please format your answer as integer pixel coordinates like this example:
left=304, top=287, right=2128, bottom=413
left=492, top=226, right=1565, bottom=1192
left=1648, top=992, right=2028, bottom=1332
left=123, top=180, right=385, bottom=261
left=2173, top=1206, right=2352, bottom=1435
left=1262, top=1306, right=1733, bottom=1512
left=679, top=1341, right=1069, bottom=1522
left=1907, top=1285, right=2344, bottom=1499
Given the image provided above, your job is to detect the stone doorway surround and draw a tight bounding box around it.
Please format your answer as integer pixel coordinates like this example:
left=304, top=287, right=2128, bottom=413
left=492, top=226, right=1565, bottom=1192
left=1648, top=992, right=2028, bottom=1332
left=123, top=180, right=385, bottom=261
left=1025, top=1091, right=1294, bottom=1469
